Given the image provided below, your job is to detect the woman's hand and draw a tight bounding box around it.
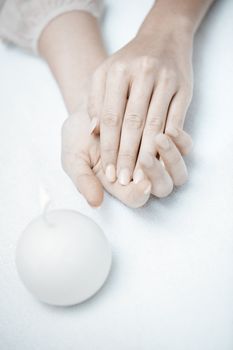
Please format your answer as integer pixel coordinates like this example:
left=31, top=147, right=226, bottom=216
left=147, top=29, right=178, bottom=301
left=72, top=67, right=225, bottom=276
left=88, top=27, right=193, bottom=189
left=61, top=100, right=153, bottom=208
left=62, top=95, right=194, bottom=206
left=39, top=2, right=213, bottom=205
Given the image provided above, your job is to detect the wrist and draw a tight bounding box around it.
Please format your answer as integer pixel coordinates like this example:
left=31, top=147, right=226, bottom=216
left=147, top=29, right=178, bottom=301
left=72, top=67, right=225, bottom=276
left=137, top=18, right=194, bottom=52
left=39, top=11, right=107, bottom=114
left=137, top=4, right=195, bottom=44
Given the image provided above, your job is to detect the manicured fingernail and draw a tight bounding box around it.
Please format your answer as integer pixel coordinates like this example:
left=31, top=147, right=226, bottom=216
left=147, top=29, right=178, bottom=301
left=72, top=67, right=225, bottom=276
left=105, top=164, right=116, bottom=182
left=144, top=183, right=152, bottom=195
left=134, top=168, right=145, bottom=184
left=118, top=168, right=131, bottom=185
left=156, top=134, right=170, bottom=150
left=89, top=117, right=98, bottom=134
left=167, top=127, right=179, bottom=138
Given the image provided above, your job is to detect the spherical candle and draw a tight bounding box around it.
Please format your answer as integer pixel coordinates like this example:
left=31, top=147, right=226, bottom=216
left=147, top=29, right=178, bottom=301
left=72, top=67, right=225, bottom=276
left=15, top=210, right=112, bottom=306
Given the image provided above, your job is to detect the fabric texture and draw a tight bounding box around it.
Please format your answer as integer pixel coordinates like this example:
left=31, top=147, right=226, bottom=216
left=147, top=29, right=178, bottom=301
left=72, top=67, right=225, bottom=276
left=0, top=0, right=103, bottom=53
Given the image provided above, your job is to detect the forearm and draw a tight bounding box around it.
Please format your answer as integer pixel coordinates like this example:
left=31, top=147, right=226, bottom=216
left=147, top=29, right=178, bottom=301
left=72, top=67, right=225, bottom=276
left=138, top=0, right=215, bottom=39
left=38, top=11, right=107, bottom=114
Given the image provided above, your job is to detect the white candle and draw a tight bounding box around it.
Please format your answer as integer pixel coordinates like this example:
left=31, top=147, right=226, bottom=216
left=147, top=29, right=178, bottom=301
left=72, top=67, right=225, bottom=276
left=15, top=196, right=112, bottom=306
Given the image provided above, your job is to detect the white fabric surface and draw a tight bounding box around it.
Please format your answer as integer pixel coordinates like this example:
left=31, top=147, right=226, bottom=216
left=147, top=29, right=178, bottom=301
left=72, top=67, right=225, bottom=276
left=0, top=0, right=233, bottom=349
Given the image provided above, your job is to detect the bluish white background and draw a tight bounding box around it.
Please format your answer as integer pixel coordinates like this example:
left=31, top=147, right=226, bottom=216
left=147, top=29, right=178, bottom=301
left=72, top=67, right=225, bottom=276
left=0, top=0, right=233, bottom=349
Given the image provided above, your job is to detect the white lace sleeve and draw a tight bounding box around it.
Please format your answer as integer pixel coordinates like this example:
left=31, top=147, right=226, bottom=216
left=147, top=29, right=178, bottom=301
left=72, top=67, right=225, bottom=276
left=0, top=0, right=103, bottom=54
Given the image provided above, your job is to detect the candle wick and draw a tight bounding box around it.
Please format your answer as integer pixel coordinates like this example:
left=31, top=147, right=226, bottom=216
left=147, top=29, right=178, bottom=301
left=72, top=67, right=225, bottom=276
left=42, top=200, right=54, bottom=227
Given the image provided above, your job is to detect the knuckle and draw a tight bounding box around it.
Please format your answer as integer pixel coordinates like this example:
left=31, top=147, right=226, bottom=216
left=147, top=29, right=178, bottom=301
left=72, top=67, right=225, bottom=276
left=110, top=61, right=127, bottom=74
left=124, top=113, right=144, bottom=129
left=147, top=116, right=163, bottom=130
left=102, top=112, right=120, bottom=127
left=160, top=67, right=177, bottom=85
left=139, top=56, right=156, bottom=74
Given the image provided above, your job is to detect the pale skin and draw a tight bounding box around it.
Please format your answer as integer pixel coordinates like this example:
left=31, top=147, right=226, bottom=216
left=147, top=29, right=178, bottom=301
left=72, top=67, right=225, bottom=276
left=39, top=0, right=214, bottom=207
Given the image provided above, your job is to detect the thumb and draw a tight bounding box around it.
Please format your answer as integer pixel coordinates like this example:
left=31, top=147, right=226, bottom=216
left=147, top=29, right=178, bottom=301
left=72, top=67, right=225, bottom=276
left=63, top=154, right=104, bottom=207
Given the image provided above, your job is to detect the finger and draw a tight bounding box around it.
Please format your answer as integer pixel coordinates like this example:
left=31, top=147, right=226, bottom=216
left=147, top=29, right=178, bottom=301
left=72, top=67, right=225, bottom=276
left=135, top=81, right=176, bottom=180
left=139, top=153, right=173, bottom=198
left=95, top=165, right=152, bottom=208
left=166, top=127, right=193, bottom=156
left=116, top=75, right=154, bottom=185
left=165, top=89, right=192, bottom=130
left=88, top=66, right=106, bottom=135
left=100, top=63, right=129, bottom=182
left=62, top=152, right=104, bottom=207
left=156, top=133, right=188, bottom=186
left=165, top=89, right=193, bottom=155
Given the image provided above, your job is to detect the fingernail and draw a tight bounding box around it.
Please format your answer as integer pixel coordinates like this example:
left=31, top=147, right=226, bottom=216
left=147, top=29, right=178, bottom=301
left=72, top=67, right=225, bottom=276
left=89, top=117, right=98, bottom=134
left=156, top=134, right=170, bottom=150
left=167, top=127, right=179, bottom=138
left=105, top=164, right=116, bottom=182
left=118, top=168, right=131, bottom=185
left=144, top=183, right=152, bottom=195
left=134, top=168, right=145, bottom=184
left=88, top=201, right=101, bottom=209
